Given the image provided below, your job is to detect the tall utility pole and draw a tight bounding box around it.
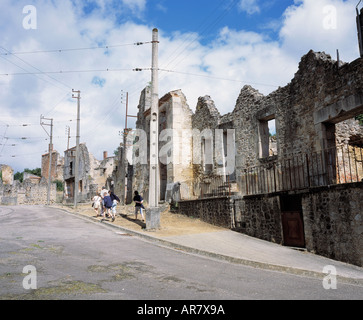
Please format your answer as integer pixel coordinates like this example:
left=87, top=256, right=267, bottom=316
left=120, top=90, right=129, bottom=205
left=40, top=115, right=53, bottom=205
left=147, top=28, right=161, bottom=230
left=65, top=125, right=71, bottom=150
left=72, top=89, right=81, bottom=209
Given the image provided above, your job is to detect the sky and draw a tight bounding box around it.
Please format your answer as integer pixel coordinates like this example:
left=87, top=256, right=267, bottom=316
left=0, top=0, right=361, bottom=173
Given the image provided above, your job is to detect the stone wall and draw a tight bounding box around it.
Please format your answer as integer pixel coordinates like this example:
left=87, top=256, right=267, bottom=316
left=0, top=179, right=57, bottom=205
left=232, top=183, right=363, bottom=267
left=177, top=182, right=363, bottom=267
left=302, top=183, right=363, bottom=267
left=178, top=197, right=232, bottom=229
left=41, top=150, right=63, bottom=181
left=233, top=195, right=283, bottom=244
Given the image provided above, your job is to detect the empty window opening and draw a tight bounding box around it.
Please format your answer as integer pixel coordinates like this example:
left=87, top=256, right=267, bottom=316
left=259, top=116, right=276, bottom=158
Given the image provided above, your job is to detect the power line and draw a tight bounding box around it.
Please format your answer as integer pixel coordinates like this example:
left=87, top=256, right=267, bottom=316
left=0, top=66, right=280, bottom=88
left=159, top=68, right=279, bottom=88
left=0, top=46, right=72, bottom=91
left=0, top=42, right=152, bottom=56
left=0, top=67, right=138, bottom=76
left=161, top=0, right=239, bottom=72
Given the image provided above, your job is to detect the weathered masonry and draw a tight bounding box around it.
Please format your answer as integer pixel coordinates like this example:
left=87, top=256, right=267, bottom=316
left=119, top=50, right=363, bottom=267
left=63, top=144, right=115, bottom=203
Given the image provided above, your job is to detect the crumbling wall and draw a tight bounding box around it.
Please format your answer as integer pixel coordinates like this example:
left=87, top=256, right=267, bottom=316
left=63, top=143, right=95, bottom=202
left=0, top=165, right=14, bottom=185
left=0, top=179, right=56, bottom=205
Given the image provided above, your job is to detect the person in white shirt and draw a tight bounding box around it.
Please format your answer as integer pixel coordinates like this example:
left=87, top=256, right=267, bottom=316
left=92, top=193, right=102, bottom=217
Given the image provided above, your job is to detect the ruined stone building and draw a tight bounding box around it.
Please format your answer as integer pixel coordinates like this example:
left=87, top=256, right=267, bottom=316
left=63, top=144, right=115, bottom=203
left=41, top=149, right=64, bottom=182
left=115, top=50, right=363, bottom=267
left=0, top=163, right=57, bottom=205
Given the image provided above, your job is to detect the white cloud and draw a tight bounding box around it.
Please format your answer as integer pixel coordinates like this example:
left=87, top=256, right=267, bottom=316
left=122, top=0, right=147, bottom=13
left=239, top=0, right=261, bottom=15
left=280, top=0, right=359, bottom=62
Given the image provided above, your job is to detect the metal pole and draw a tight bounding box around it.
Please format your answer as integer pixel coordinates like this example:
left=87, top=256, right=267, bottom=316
left=40, top=115, right=53, bottom=205
left=47, top=118, right=53, bottom=205
left=72, top=90, right=81, bottom=209
left=147, top=28, right=161, bottom=230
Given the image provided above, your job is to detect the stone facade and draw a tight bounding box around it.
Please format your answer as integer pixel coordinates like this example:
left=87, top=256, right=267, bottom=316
left=233, top=195, right=283, bottom=244
left=63, top=143, right=114, bottom=202
left=41, top=150, right=64, bottom=182
left=302, top=183, right=363, bottom=267
left=0, top=164, right=14, bottom=185
left=178, top=197, right=232, bottom=229
left=129, top=88, right=194, bottom=203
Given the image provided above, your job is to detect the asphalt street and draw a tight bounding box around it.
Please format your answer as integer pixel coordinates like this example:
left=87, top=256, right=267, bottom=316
left=0, top=205, right=362, bottom=301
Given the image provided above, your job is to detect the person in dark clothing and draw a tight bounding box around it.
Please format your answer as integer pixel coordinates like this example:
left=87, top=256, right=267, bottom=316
left=103, top=192, right=114, bottom=221
left=133, top=191, right=145, bottom=221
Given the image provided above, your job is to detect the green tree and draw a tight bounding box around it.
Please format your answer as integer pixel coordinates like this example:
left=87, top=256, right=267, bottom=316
left=14, top=168, right=41, bottom=183
left=53, top=180, right=64, bottom=192
left=14, top=172, right=23, bottom=183
left=24, top=168, right=41, bottom=176
left=356, top=114, right=363, bottom=126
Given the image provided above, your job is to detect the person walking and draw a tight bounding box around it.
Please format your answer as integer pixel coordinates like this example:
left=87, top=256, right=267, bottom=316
left=103, top=191, right=114, bottom=221
left=109, top=190, right=120, bottom=221
left=133, top=191, right=145, bottom=221
left=92, top=193, right=102, bottom=217
left=100, top=186, right=108, bottom=217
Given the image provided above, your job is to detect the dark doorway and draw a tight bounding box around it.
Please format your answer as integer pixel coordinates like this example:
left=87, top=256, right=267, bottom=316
left=280, top=195, right=305, bottom=248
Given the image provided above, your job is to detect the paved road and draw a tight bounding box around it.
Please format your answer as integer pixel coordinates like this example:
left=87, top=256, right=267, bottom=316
left=0, top=205, right=362, bottom=301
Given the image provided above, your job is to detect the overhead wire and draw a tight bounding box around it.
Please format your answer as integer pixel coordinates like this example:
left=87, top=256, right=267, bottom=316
left=160, top=0, right=239, bottom=73
left=0, top=46, right=72, bottom=91
left=0, top=41, right=152, bottom=56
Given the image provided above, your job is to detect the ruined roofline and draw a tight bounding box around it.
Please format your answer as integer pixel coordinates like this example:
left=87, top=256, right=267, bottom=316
left=143, top=89, right=192, bottom=117
left=234, top=50, right=357, bottom=104
left=140, top=50, right=363, bottom=122
left=195, top=95, right=221, bottom=118
left=65, top=142, right=87, bottom=152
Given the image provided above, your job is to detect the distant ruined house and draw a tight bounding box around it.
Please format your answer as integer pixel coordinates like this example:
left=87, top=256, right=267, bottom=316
left=63, top=144, right=115, bottom=203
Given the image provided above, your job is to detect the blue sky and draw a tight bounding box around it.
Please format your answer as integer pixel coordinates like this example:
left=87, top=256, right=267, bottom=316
left=139, top=0, right=291, bottom=42
left=0, top=0, right=361, bottom=172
